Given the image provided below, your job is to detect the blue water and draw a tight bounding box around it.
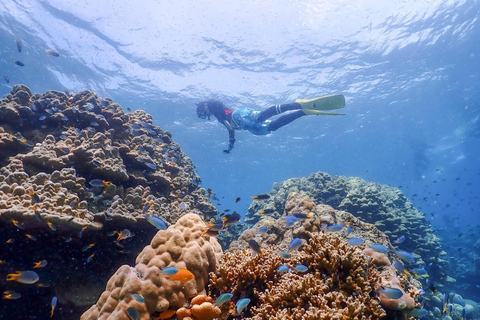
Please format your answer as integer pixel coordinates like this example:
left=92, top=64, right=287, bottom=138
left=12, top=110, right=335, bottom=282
left=1, top=0, right=480, bottom=304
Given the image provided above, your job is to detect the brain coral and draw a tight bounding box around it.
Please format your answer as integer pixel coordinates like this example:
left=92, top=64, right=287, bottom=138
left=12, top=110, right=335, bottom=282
left=81, top=213, right=223, bottom=319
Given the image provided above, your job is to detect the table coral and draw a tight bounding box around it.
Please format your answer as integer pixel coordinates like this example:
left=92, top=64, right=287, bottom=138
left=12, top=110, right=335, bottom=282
left=81, top=213, right=223, bottom=320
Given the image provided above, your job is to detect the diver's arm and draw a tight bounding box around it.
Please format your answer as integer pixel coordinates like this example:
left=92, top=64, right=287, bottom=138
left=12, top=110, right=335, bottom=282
left=222, top=120, right=235, bottom=154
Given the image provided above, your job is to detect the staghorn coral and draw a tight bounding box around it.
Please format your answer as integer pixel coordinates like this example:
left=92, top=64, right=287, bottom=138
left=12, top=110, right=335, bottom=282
left=215, top=193, right=419, bottom=319
left=210, top=231, right=395, bottom=319
left=81, top=213, right=223, bottom=320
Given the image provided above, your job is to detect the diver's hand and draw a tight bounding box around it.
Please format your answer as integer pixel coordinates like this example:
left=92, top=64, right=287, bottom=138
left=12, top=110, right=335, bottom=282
left=223, top=149, right=230, bottom=154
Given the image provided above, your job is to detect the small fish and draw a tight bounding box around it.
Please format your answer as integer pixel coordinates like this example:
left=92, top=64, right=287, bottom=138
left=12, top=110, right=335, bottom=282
left=6, top=271, right=39, bottom=284
left=288, top=238, right=303, bottom=252
left=79, top=226, right=87, bottom=238
left=155, top=309, right=176, bottom=319
left=47, top=221, right=57, bottom=231
left=294, top=264, right=308, bottom=273
left=50, top=296, right=57, bottom=317
left=3, top=74, right=9, bottom=83
left=369, top=244, right=388, bottom=253
left=46, top=49, right=60, bottom=57
left=145, top=162, right=156, bottom=170
left=86, top=253, right=95, bottom=263
left=25, top=234, right=37, bottom=241
left=215, top=293, right=233, bottom=306
left=29, top=190, right=41, bottom=203
left=143, top=201, right=153, bottom=213
left=116, top=229, right=133, bottom=241
left=259, top=208, right=274, bottom=215
left=64, top=237, right=72, bottom=243
left=292, top=212, right=313, bottom=220
left=89, top=179, right=111, bottom=187
left=252, top=193, right=270, bottom=200
left=376, top=287, right=403, bottom=299
left=165, top=268, right=194, bottom=283
left=347, top=226, right=352, bottom=235
left=6, top=238, right=15, bottom=244
left=327, top=224, right=343, bottom=232
left=34, top=208, right=42, bottom=221
left=257, top=226, right=268, bottom=233
left=90, top=121, right=99, bottom=127
left=408, top=308, right=429, bottom=318
left=15, top=37, right=22, bottom=52
left=39, top=115, right=47, bottom=121
left=14, top=60, right=25, bottom=66
left=277, top=265, right=289, bottom=274
left=410, top=267, right=428, bottom=277
left=33, top=260, right=48, bottom=268
left=11, top=219, right=25, bottom=229
left=234, top=197, right=241, bottom=203
left=348, top=237, right=365, bottom=246
left=395, top=250, right=415, bottom=264
left=394, top=235, right=406, bottom=244
left=145, top=214, right=167, bottom=230
left=247, top=239, right=262, bottom=255
left=3, top=290, right=21, bottom=300
left=222, top=211, right=241, bottom=228
left=161, top=267, right=179, bottom=276
left=130, top=293, right=145, bottom=303
left=82, top=243, right=95, bottom=251
left=277, top=251, right=291, bottom=259
left=236, top=298, right=251, bottom=314
left=126, top=307, right=140, bottom=320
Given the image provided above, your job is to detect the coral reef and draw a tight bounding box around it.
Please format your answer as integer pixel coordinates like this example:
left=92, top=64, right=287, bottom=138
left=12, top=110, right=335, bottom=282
left=0, top=85, right=217, bottom=319
left=211, top=193, right=419, bottom=319
left=244, top=172, right=443, bottom=269
left=81, top=213, right=222, bottom=319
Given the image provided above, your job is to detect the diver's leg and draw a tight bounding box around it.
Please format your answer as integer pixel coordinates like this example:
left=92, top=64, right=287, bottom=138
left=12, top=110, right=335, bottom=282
left=257, top=103, right=300, bottom=123
left=267, top=110, right=305, bottom=132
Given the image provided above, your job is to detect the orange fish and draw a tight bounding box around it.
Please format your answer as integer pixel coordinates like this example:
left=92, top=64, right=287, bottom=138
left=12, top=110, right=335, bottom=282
left=155, top=309, right=176, bottom=319
left=165, top=268, right=194, bottom=283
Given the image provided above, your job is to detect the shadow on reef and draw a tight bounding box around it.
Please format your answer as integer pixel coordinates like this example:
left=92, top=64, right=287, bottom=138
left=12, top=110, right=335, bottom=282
left=0, top=85, right=219, bottom=319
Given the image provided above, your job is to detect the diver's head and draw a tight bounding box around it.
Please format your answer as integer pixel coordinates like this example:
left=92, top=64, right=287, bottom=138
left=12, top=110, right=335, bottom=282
left=196, top=101, right=211, bottom=120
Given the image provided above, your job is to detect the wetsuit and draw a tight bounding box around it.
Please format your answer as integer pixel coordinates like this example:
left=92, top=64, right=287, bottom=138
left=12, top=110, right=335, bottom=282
left=204, top=99, right=304, bottom=153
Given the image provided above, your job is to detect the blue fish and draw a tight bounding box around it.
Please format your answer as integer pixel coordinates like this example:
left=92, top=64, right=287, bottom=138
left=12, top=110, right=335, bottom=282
left=161, top=267, right=178, bottom=276
left=347, top=226, right=352, bottom=235
left=410, top=267, right=428, bottom=277
left=394, top=235, right=406, bottom=244
left=236, top=298, right=250, bottom=314
left=277, top=265, right=289, bottom=274
left=258, top=226, right=268, bottom=233
left=294, top=264, right=308, bottom=273
left=130, top=293, right=145, bottom=303
left=408, top=308, right=428, bottom=318
left=126, top=307, right=140, bottom=320
left=376, top=287, right=403, bottom=299
left=288, top=238, right=303, bottom=252
left=215, top=293, right=233, bottom=306
left=395, top=250, right=415, bottom=264
left=327, top=224, right=343, bottom=232
left=145, top=162, right=156, bottom=170
left=145, top=214, right=167, bottom=230
left=277, top=251, right=291, bottom=259
left=348, top=237, right=364, bottom=246
left=369, top=244, right=388, bottom=253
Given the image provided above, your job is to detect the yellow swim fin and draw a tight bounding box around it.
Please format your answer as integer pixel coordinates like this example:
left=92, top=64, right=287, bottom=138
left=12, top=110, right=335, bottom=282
left=296, top=94, right=346, bottom=113
left=302, top=109, right=346, bottom=116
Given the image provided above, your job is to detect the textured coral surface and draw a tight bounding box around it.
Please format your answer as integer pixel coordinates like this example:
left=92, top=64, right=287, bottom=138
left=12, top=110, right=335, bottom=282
left=0, top=85, right=217, bottom=319
left=211, top=193, right=419, bottom=320
left=81, top=213, right=222, bottom=319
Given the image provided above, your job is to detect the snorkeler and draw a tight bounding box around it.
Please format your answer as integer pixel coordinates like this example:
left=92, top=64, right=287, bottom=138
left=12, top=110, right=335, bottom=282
left=196, top=94, right=346, bottom=153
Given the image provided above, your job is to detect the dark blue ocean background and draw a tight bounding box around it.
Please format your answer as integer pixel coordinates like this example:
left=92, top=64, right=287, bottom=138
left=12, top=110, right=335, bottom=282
left=1, top=0, right=479, bottom=304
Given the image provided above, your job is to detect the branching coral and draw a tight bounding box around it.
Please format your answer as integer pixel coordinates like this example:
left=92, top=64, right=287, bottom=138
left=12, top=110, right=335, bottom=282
left=210, top=231, right=393, bottom=319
